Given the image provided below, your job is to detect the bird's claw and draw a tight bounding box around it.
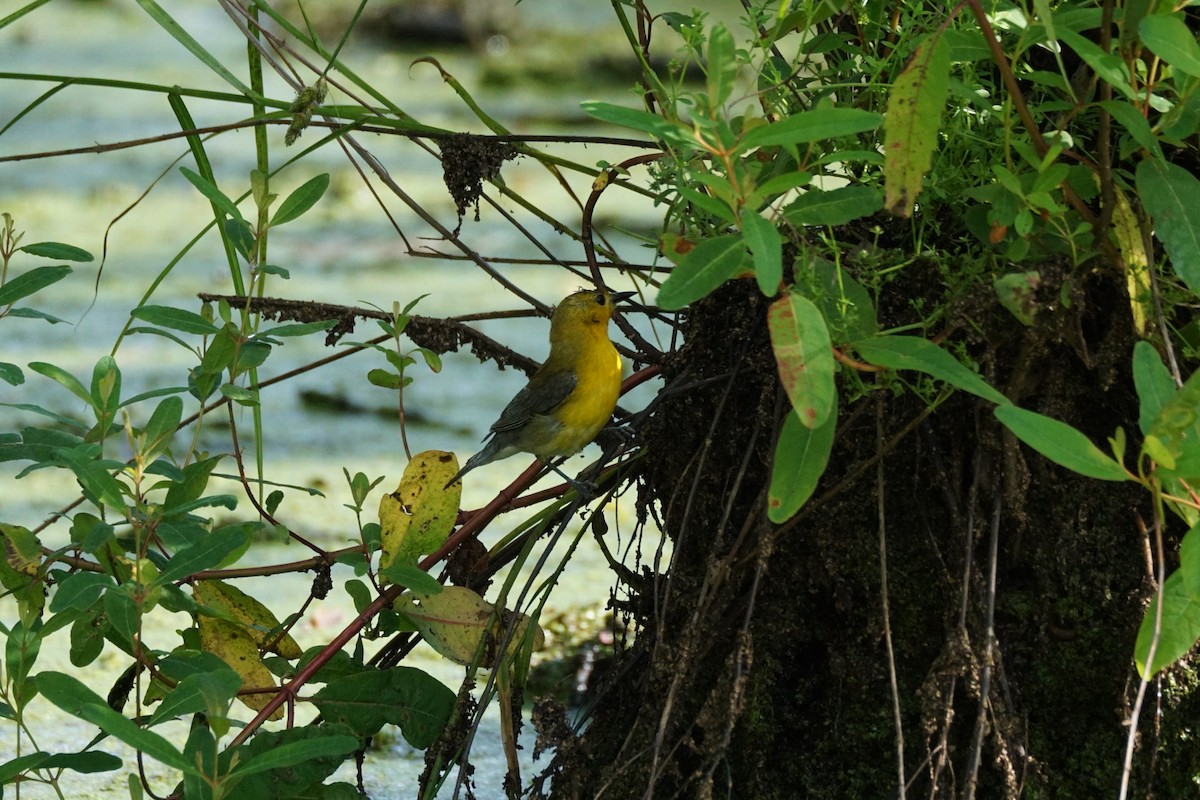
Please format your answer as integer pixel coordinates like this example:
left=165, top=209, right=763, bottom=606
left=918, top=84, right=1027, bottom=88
left=597, top=423, right=635, bottom=450
left=565, top=477, right=600, bottom=501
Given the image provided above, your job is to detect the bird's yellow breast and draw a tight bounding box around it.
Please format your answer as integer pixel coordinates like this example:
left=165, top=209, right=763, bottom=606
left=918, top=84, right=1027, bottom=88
left=534, top=328, right=621, bottom=458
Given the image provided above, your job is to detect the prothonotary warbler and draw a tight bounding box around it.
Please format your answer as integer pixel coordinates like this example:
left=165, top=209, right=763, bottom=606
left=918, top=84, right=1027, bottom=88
left=445, top=288, right=635, bottom=490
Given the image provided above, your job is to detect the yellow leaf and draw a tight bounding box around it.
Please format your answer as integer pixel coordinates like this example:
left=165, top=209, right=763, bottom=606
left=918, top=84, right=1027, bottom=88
left=198, top=614, right=282, bottom=719
left=0, top=523, right=41, bottom=577
left=193, top=579, right=301, bottom=659
left=1112, top=185, right=1151, bottom=336
left=394, top=586, right=544, bottom=669
left=767, top=291, right=835, bottom=429
left=379, top=450, right=461, bottom=582
left=883, top=34, right=950, bottom=216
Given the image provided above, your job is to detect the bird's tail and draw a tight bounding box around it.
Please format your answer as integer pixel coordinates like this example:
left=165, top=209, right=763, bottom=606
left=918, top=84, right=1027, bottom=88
left=443, top=439, right=501, bottom=489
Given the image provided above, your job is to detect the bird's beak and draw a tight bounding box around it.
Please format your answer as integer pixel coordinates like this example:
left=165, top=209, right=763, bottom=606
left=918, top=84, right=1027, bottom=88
left=611, top=291, right=636, bottom=305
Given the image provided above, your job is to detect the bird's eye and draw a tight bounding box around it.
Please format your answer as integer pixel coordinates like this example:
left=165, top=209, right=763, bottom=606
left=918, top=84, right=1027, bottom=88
left=594, top=293, right=606, bottom=306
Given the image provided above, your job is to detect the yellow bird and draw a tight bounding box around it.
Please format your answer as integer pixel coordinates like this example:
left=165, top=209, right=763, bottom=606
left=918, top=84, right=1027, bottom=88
left=445, top=288, right=634, bottom=490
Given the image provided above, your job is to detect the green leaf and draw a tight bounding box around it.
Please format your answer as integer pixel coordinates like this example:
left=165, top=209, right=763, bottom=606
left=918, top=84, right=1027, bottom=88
left=17, top=242, right=94, bottom=262
left=1139, top=14, right=1200, bottom=78
left=1144, top=363, right=1200, bottom=473
left=147, top=669, right=241, bottom=727
left=739, top=107, right=882, bottom=150
left=72, top=513, right=115, bottom=555
left=883, top=33, right=950, bottom=216
left=367, top=369, right=403, bottom=390
left=1137, top=159, right=1200, bottom=295
left=854, top=335, right=1010, bottom=406
left=751, top=169, right=813, bottom=201
left=768, top=405, right=837, bottom=523
left=1097, top=100, right=1162, bottom=160
left=768, top=292, right=835, bottom=429
left=943, top=28, right=991, bottom=61
left=229, top=734, right=359, bottom=779
left=1133, top=341, right=1175, bottom=435
left=6, top=620, right=42, bottom=704
left=676, top=186, right=737, bottom=223
left=0, top=752, right=51, bottom=783
left=992, top=164, right=1023, bottom=197
left=378, top=561, right=445, bottom=596
left=220, top=384, right=258, bottom=406
left=783, top=185, right=883, bottom=226
left=1181, top=522, right=1200, bottom=599
left=657, top=234, right=748, bottom=310
left=270, top=174, right=331, bottom=227
left=37, top=672, right=197, bottom=775
left=164, top=494, right=239, bottom=520
left=7, top=307, right=68, bottom=324
left=180, top=724, right=216, bottom=798
left=120, top=386, right=188, bottom=412
left=178, top=166, right=244, bottom=221
left=705, top=24, right=737, bottom=107
left=1056, top=28, right=1137, bottom=101
left=580, top=101, right=696, bottom=149
left=312, top=666, right=455, bottom=748
left=420, top=348, right=442, bottom=373
left=993, top=271, right=1040, bottom=326
left=142, top=395, right=183, bottom=461
left=197, top=326, right=238, bottom=376
left=224, top=217, right=255, bottom=261
left=54, top=447, right=127, bottom=510
left=806, top=259, right=878, bottom=343
left=237, top=340, right=272, bottom=371
left=741, top=212, right=782, bottom=295
left=40, top=751, right=122, bottom=773
left=0, top=424, right=83, bottom=465
left=69, top=607, right=105, bottom=668
left=29, top=361, right=91, bottom=406
left=134, top=0, right=256, bottom=98
left=0, top=265, right=72, bottom=306
left=259, top=263, right=291, bottom=279
left=131, top=305, right=221, bottom=336
left=257, top=320, right=338, bottom=338
left=0, top=363, right=23, bottom=386
left=221, top=724, right=360, bottom=798
left=155, top=526, right=251, bottom=586
left=49, top=572, right=114, bottom=613
left=1135, top=569, right=1200, bottom=677
left=103, top=584, right=139, bottom=644
left=90, top=356, right=121, bottom=417
left=164, top=455, right=223, bottom=512
left=0, top=750, right=120, bottom=783
left=154, top=649, right=240, bottom=684
left=994, top=405, right=1130, bottom=481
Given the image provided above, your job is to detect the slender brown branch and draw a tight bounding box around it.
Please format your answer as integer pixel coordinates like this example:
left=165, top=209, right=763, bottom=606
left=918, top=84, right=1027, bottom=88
left=877, top=398, right=907, bottom=799
left=1120, top=513, right=1166, bottom=799
left=963, top=490, right=1002, bottom=800
left=0, top=116, right=656, bottom=165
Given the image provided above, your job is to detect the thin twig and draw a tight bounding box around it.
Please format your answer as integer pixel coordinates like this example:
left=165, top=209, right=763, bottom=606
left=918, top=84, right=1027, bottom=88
left=0, top=114, right=656, bottom=165
left=877, top=398, right=907, bottom=799
left=963, top=490, right=1002, bottom=800
left=1119, top=514, right=1166, bottom=799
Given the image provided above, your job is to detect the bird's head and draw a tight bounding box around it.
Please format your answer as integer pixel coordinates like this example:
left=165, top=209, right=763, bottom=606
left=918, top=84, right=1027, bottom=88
left=551, top=289, right=635, bottom=330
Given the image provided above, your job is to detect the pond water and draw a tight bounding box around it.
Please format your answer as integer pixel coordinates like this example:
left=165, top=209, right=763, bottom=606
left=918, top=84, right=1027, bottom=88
left=0, top=1, right=681, bottom=796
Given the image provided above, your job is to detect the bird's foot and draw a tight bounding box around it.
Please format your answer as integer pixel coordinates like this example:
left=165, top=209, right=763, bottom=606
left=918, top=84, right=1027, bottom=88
left=546, top=463, right=600, bottom=500
left=597, top=423, right=636, bottom=450
left=565, top=476, right=600, bottom=501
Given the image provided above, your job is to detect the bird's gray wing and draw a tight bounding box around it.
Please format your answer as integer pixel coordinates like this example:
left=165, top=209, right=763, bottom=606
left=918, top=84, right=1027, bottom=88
left=489, top=369, right=576, bottom=435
